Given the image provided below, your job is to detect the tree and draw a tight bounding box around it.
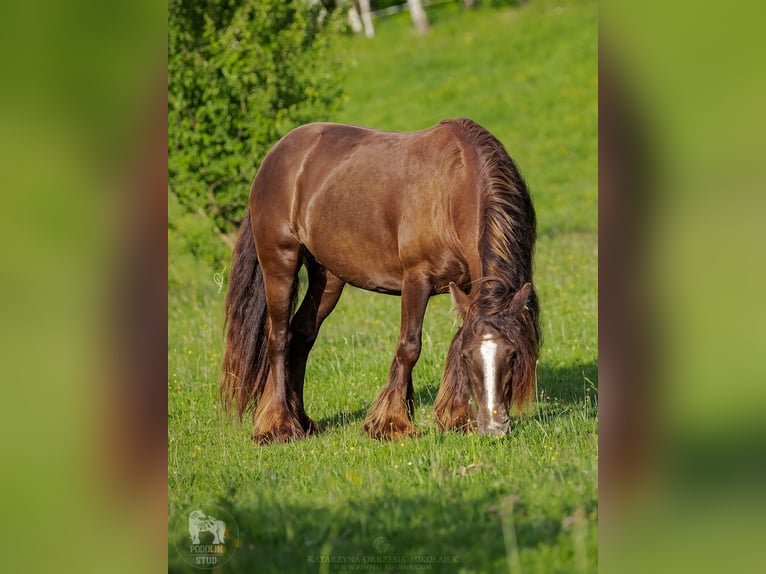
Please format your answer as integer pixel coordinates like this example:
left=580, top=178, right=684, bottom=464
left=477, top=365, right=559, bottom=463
left=407, top=0, right=429, bottom=36
left=358, top=0, right=375, bottom=38
left=168, top=0, right=345, bottom=243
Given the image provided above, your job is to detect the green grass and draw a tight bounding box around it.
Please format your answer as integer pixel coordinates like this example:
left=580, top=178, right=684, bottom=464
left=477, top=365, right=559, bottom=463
left=169, top=1, right=597, bottom=572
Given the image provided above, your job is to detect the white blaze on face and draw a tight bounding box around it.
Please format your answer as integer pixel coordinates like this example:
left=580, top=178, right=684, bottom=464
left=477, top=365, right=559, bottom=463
left=480, top=334, right=498, bottom=416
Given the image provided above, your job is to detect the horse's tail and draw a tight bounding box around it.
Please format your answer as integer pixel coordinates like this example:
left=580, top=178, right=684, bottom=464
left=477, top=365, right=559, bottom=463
left=220, top=209, right=270, bottom=419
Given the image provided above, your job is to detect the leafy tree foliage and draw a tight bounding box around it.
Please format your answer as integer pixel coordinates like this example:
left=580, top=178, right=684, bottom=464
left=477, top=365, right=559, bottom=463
left=169, top=0, right=345, bottom=240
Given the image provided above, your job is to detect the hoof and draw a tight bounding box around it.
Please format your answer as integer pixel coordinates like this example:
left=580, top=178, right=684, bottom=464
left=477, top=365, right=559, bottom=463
left=251, top=419, right=305, bottom=445
left=301, top=415, right=320, bottom=435
left=434, top=405, right=476, bottom=433
left=455, top=419, right=478, bottom=434
left=363, top=417, right=419, bottom=441
left=435, top=417, right=477, bottom=433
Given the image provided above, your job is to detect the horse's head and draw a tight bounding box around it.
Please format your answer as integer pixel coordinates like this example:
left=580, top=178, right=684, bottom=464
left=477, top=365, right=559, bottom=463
left=449, top=282, right=539, bottom=436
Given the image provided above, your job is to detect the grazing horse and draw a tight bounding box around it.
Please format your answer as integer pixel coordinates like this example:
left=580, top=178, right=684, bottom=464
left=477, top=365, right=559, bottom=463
left=220, top=118, right=539, bottom=443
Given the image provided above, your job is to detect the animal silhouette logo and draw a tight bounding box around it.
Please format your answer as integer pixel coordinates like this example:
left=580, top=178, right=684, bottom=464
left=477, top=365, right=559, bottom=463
left=188, top=510, right=227, bottom=545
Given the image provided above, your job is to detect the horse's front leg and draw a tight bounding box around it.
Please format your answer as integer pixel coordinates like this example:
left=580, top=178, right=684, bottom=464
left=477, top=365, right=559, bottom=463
left=363, top=272, right=431, bottom=440
left=433, top=329, right=477, bottom=433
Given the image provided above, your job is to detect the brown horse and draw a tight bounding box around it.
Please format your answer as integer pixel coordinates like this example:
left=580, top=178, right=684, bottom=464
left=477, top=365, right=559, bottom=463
left=220, top=118, right=539, bottom=443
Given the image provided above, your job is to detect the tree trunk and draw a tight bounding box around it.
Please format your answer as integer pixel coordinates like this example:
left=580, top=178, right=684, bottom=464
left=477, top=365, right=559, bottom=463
left=348, top=5, right=363, bottom=34
left=407, top=0, right=429, bottom=36
left=358, top=0, right=375, bottom=38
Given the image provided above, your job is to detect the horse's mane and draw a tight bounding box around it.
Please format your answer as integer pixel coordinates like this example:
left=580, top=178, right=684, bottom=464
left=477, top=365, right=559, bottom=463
left=443, top=118, right=536, bottom=308
left=439, top=119, right=541, bottom=412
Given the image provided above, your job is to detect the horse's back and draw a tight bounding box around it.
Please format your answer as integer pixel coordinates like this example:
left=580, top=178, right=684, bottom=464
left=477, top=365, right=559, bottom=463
left=249, top=123, right=381, bottom=218
left=249, top=121, right=480, bottom=292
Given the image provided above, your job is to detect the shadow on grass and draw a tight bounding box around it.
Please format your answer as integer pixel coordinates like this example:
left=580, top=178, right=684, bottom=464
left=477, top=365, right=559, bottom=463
left=315, top=383, right=441, bottom=432
left=417, top=362, right=599, bottom=408
left=316, top=406, right=369, bottom=431
left=313, top=362, right=597, bottom=433
left=169, top=490, right=595, bottom=574
left=415, top=382, right=440, bottom=406
left=538, top=361, right=598, bottom=405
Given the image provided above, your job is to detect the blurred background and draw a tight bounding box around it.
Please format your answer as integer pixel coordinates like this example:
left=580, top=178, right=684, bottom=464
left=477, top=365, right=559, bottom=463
left=600, top=1, right=766, bottom=572
left=1, top=0, right=764, bottom=571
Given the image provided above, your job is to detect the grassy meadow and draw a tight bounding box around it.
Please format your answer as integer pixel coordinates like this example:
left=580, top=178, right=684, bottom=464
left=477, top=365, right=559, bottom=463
left=169, top=1, right=597, bottom=572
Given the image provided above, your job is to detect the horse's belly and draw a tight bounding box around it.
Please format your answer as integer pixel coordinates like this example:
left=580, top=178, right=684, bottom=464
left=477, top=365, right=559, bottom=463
left=303, top=239, right=405, bottom=294
left=301, top=232, right=470, bottom=296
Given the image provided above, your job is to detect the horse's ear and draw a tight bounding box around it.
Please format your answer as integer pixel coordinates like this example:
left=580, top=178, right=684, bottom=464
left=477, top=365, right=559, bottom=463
left=449, top=282, right=470, bottom=320
left=508, top=282, right=533, bottom=314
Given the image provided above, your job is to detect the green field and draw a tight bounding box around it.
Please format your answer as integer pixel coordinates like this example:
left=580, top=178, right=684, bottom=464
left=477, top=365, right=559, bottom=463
left=169, top=1, right=597, bottom=572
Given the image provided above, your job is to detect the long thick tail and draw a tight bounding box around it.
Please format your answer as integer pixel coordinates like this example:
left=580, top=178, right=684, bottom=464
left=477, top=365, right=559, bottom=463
left=220, top=209, right=270, bottom=419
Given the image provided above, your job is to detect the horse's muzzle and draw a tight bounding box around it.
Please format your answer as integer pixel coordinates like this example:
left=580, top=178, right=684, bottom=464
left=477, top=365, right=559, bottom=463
left=480, top=418, right=511, bottom=436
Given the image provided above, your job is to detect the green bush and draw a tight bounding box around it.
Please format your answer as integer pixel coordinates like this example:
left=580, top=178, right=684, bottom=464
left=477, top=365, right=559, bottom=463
left=168, top=0, right=346, bottom=242
left=168, top=191, right=230, bottom=277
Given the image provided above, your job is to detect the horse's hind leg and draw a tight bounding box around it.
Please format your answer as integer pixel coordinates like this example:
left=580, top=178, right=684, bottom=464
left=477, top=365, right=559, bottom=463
left=363, top=272, right=431, bottom=440
left=251, top=242, right=304, bottom=444
left=288, top=257, right=345, bottom=434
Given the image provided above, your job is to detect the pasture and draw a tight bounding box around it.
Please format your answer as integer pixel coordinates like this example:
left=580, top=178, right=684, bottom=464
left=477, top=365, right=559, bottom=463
left=169, top=1, right=597, bottom=572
